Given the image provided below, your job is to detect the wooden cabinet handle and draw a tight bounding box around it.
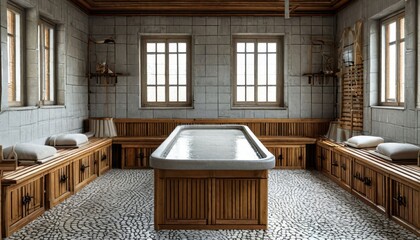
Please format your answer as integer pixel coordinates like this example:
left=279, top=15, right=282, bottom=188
left=392, top=195, right=406, bottom=207
left=101, top=154, right=107, bottom=161
left=363, top=177, right=371, bottom=186
left=22, top=194, right=33, bottom=205
left=298, top=156, right=302, bottom=160
left=332, top=161, right=339, bottom=167
left=60, top=175, right=68, bottom=183
left=341, top=164, right=346, bottom=170
left=80, top=164, right=89, bottom=172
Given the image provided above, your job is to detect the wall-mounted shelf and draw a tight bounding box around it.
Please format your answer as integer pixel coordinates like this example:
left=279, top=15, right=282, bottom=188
left=303, top=72, right=336, bottom=85
left=88, top=72, right=125, bottom=85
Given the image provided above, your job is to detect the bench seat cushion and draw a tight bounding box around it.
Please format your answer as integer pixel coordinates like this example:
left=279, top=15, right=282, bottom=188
left=48, top=133, right=88, bottom=147
left=344, top=136, right=384, bottom=148
left=371, top=143, right=420, bottom=163
left=3, top=143, right=57, bottom=161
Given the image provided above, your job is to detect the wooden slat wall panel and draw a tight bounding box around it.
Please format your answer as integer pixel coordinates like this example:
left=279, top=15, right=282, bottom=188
left=214, top=179, right=259, bottom=224
left=113, top=119, right=331, bottom=138
left=340, top=64, right=363, bottom=131
left=164, top=178, right=208, bottom=224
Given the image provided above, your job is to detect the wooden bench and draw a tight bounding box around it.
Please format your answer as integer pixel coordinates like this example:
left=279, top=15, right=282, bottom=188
left=1, top=138, right=112, bottom=238
left=316, top=138, right=420, bottom=236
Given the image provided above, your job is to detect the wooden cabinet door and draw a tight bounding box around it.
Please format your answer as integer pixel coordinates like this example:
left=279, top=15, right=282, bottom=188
left=319, top=147, right=331, bottom=174
left=330, top=152, right=340, bottom=179
left=352, top=161, right=365, bottom=195
left=122, top=145, right=155, bottom=169
left=98, top=145, right=112, bottom=175
left=391, top=179, right=420, bottom=232
left=271, top=145, right=306, bottom=169
left=48, top=163, right=72, bottom=208
left=74, top=154, right=97, bottom=192
left=3, top=176, right=45, bottom=237
left=339, top=154, right=352, bottom=189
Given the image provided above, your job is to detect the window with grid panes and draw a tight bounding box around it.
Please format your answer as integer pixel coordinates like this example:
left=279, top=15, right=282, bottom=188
left=233, top=36, right=283, bottom=108
left=141, top=36, right=192, bottom=108
left=38, top=19, right=56, bottom=105
left=7, top=4, right=23, bottom=106
left=380, top=12, right=405, bottom=106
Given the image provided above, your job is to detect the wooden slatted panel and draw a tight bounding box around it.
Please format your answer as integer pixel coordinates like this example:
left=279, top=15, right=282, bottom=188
left=391, top=180, right=420, bottom=229
left=112, top=119, right=331, bottom=138
left=214, top=179, right=259, bottom=225
left=340, top=64, right=364, bottom=131
left=164, top=178, right=208, bottom=224
left=49, top=164, right=72, bottom=208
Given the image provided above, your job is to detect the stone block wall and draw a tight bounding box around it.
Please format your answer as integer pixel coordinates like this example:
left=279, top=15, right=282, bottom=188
left=336, top=0, right=419, bottom=144
left=0, top=0, right=89, bottom=147
left=88, top=15, right=337, bottom=119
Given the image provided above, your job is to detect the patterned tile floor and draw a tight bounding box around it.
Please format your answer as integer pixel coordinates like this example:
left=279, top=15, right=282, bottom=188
left=7, top=169, right=419, bottom=240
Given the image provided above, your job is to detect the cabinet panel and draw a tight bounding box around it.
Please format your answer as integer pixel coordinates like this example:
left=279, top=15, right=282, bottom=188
left=48, top=163, right=72, bottom=208
left=122, top=145, right=157, bottom=169
left=267, top=145, right=306, bottom=169
left=391, top=180, right=420, bottom=231
left=330, top=152, right=340, bottom=179
left=352, top=160, right=387, bottom=213
left=73, top=154, right=97, bottom=192
left=317, top=145, right=331, bottom=174
left=3, top=176, right=45, bottom=237
left=98, top=145, right=112, bottom=175
left=339, top=155, right=352, bottom=189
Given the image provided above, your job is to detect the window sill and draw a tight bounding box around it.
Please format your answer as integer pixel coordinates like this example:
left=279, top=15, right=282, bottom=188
left=6, top=106, right=38, bottom=111
left=140, top=106, right=194, bottom=110
left=231, top=106, right=288, bottom=110
left=370, top=106, right=404, bottom=111
left=39, top=105, right=66, bottom=109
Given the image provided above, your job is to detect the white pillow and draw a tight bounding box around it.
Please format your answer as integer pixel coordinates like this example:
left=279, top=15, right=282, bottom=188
left=48, top=133, right=88, bottom=147
left=3, top=143, right=57, bottom=161
left=376, top=143, right=420, bottom=160
left=345, top=136, right=384, bottom=148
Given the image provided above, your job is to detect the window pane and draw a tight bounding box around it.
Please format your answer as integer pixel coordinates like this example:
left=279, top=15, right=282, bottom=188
left=157, top=54, right=165, bottom=85
left=49, top=28, right=54, bottom=101
left=399, top=41, right=405, bottom=103
left=169, top=54, right=177, bottom=84
left=387, top=44, right=396, bottom=101
left=169, top=86, right=177, bottom=101
left=267, top=54, right=277, bottom=85
left=267, top=86, right=277, bottom=102
left=246, top=86, right=254, bottom=101
left=258, top=86, right=267, bottom=102
left=246, top=53, right=254, bottom=85
left=147, top=86, right=156, bottom=102
left=15, top=12, right=21, bottom=102
left=157, top=86, right=165, bottom=102
left=147, top=43, right=156, bottom=52
left=147, top=54, right=156, bottom=77
left=179, top=54, right=186, bottom=75
left=179, top=86, right=187, bottom=102
left=237, top=53, right=245, bottom=85
left=237, top=43, right=245, bottom=53
left=169, top=43, right=177, bottom=53
left=388, top=21, right=396, bottom=43
left=157, top=43, right=165, bottom=52
left=178, top=43, right=186, bottom=52
left=258, top=43, right=266, bottom=53
left=246, top=43, right=254, bottom=52
left=267, top=43, right=277, bottom=52
left=147, top=74, right=156, bottom=85
left=237, top=86, right=245, bottom=101
left=179, top=74, right=186, bottom=85
left=258, top=54, right=266, bottom=85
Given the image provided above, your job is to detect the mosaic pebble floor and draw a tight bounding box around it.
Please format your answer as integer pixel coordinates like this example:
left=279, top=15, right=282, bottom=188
left=7, top=169, right=419, bottom=240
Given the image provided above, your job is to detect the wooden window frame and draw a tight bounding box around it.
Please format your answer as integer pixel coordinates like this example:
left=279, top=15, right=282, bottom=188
left=380, top=11, right=405, bottom=106
left=7, top=3, right=24, bottom=107
left=140, top=35, right=192, bottom=108
left=232, top=35, right=284, bottom=108
left=38, top=18, right=56, bottom=105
